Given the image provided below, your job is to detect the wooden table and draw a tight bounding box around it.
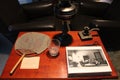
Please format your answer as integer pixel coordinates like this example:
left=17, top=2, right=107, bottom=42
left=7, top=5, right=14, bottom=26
left=1, top=31, right=118, bottom=80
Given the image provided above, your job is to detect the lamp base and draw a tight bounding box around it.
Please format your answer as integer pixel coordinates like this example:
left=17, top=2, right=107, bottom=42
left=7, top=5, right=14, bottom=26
left=53, top=33, right=72, bottom=46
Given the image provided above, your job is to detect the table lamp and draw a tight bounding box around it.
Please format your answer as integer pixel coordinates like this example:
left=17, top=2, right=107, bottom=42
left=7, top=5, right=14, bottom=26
left=54, top=0, right=77, bottom=46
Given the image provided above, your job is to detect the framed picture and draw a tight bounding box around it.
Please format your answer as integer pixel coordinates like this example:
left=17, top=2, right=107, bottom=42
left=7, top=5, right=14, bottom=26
left=66, top=46, right=112, bottom=77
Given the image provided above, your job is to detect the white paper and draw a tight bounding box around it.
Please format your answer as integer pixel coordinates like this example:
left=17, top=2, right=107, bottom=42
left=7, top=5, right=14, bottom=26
left=66, top=46, right=112, bottom=75
left=20, top=56, right=40, bottom=69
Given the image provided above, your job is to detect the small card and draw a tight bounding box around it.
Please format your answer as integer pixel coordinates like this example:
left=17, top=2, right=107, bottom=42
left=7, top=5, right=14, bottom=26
left=20, top=56, right=40, bottom=69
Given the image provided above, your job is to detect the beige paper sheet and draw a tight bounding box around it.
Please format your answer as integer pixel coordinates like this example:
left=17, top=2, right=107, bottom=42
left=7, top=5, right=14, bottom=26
left=20, top=56, right=40, bottom=69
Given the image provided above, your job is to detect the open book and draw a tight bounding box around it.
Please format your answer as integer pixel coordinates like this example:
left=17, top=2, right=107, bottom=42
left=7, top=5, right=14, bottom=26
left=66, top=46, right=112, bottom=77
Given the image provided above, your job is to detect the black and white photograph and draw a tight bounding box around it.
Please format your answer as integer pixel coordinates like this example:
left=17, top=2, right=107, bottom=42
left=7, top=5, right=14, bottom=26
left=67, top=49, right=108, bottom=68
left=66, top=46, right=112, bottom=76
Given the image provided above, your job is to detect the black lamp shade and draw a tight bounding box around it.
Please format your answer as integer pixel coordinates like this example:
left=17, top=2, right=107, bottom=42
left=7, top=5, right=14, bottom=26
left=54, top=0, right=77, bottom=20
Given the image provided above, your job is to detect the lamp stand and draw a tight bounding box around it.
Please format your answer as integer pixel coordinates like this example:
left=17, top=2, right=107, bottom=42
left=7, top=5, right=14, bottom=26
left=53, top=20, right=72, bottom=46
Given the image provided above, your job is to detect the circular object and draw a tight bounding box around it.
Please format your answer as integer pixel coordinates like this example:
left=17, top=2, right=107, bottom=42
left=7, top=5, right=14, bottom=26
left=15, top=32, right=51, bottom=56
left=54, top=0, right=77, bottom=20
left=53, top=33, right=72, bottom=46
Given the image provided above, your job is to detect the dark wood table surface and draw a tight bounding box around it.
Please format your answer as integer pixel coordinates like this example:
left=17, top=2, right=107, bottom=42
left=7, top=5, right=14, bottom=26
left=1, top=31, right=118, bottom=80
